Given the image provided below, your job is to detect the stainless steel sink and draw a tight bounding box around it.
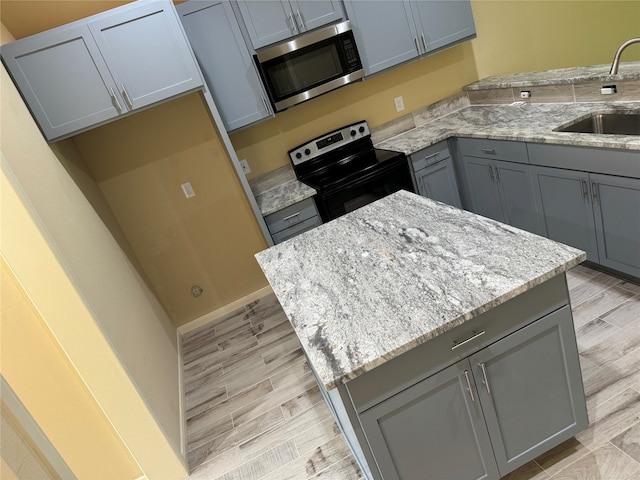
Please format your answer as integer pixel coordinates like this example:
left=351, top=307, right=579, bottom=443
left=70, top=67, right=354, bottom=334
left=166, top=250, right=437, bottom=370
left=555, top=112, right=640, bottom=135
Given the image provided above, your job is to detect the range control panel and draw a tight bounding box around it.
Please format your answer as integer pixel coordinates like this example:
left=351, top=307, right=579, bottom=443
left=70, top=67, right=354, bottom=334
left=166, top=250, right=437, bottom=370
left=289, top=121, right=371, bottom=165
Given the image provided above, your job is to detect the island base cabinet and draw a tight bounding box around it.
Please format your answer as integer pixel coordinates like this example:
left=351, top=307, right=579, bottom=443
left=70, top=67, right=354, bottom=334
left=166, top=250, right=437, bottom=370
left=353, top=304, right=587, bottom=480
left=360, top=361, right=500, bottom=480
left=470, top=305, right=588, bottom=475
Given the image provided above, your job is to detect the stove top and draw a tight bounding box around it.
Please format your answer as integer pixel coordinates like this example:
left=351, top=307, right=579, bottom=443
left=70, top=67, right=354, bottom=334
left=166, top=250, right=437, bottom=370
left=288, top=120, right=406, bottom=192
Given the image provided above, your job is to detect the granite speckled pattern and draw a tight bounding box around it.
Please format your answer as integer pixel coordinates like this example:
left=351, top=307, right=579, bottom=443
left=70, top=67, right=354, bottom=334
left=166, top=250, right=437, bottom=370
left=375, top=101, right=640, bottom=154
left=465, top=62, right=640, bottom=90
left=248, top=165, right=316, bottom=216
left=255, top=190, right=586, bottom=391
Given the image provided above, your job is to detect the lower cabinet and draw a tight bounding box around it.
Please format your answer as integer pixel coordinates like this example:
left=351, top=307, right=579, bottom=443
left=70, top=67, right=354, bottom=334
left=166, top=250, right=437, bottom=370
left=533, top=166, right=640, bottom=277
left=264, top=197, right=322, bottom=244
left=409, top=143, right=462, bottom=208
left=359, top=304, right=587, bottom=480
left=459, top=156, right=543, bottom=236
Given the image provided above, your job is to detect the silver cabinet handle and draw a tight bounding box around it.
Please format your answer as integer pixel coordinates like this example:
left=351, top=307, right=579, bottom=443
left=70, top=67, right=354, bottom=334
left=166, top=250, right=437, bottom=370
left=109, top=87, right=122, bottom=114
left=479, top=362, right=491, bottom=395
left=121, top=84, right=133, bottom=110
left=283, top=212, right=301, bottom=222
left=463, top=370, right=475, bottom=402
left=481, top=148, right=496, bottom=155
left=494, top=165, right=500, bottom=183
left=296, top=10, right=305, bottom=30
left=591, top=181, right=599, bottom=201
left=580, top=179, right=589, bottom=199
left=421, top=33, right=427, bottom=52
left=414, top=36, right=420, bottom=54
left=422, top=152, right=439, bottom=163
left=289, top=12, right=298, bottom=33
left=452, top=330, right=486, bottom=350
left=488, top=164, right=495, bottom=182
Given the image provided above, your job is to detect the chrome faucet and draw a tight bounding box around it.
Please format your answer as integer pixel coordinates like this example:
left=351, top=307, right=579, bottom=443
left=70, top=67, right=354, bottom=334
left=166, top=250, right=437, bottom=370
left=609, top=38, right=640, bottom=75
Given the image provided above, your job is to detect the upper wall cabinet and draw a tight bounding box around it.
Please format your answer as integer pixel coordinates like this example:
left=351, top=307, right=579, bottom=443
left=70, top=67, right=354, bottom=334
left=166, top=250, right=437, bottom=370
left=177, top=0, right=273, bottom=132
left=344, top=0, right=476, bottom=75
left=1, top=0, right=203, bottom=142
left=237, top=0, right=343, bottom=49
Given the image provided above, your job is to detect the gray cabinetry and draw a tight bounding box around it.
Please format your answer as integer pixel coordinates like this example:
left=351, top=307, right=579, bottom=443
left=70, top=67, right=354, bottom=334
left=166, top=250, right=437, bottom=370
left=177, top=0, right=273, bottom=132
left=360, top=360, right=499, bottom=480
left=409, top=142, right=462, bottom=208
left=344, top=0, right=475, bottom=75
left=533, top=166, right=640, bottom=277
left=1, top=0, right=202, bottom=142
left=458, top=139, right=543, bottom=235
left=237, top=0, right=343, bottom=49
left=469, top=305, right=588, bottom=474
left=264, top=197, right=322, bottom=244
left=342, top=275, right=588, bottom=480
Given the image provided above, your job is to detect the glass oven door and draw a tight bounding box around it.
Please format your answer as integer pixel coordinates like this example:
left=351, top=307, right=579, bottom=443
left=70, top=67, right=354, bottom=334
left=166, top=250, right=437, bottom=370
left=315, top=157, right=414, bottom=221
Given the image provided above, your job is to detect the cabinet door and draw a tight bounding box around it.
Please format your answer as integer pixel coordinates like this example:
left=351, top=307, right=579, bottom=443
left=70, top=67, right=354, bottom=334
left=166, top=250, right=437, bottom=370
left=470, top=305, right=588, bottom=475
left=410, top=0, right=476, bottom=53
left=533, top=166, right=599, bottom=262
left=591, top=174, right=640, bottom=277
left=177, top=0, right=273, bottom=132
left=343, top=1, right=419, bottom=75
left=88, top=0, right=202, bottom=111
left=360, top=360, right=500, bottom=480
left=460, top=156, right=505, bottom=223
left=292, top=0, right=343, bottom=33
left=237, top=0, right=296, bottom=49
left=494, top=160, right=543, bottom=235
left=415, top=157, right=462, bottom=208
left=1, top=24, right=124, bottom=141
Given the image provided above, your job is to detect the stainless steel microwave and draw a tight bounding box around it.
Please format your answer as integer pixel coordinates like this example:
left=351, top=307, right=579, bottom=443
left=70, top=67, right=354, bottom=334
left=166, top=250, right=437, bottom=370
left=254, top=21, right=364, bottom=112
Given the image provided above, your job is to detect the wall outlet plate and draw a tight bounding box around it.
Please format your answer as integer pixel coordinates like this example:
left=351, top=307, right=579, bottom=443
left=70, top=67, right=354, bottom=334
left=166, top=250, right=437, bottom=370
left=180, top=182, right=196, bottom=199
left=239, top=159, right=251, bottom=175
left=394, top=96, right=405, bottom=112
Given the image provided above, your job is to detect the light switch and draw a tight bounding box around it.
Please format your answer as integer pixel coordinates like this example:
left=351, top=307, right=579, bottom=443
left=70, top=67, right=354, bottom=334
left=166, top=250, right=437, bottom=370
left=180, top=182, right=196, bottom=199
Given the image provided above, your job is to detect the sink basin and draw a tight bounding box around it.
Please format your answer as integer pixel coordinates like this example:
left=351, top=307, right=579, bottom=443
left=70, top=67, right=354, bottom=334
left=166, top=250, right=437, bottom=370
left=555, top=112, right=640, bottom=135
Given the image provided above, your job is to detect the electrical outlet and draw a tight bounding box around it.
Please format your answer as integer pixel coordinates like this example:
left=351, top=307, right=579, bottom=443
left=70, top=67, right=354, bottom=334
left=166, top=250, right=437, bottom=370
left=239, top=159, right=251, bottom=175
left=180, top=181, right=196, bottom=199
left=394, top=96, right=405, bottom=112
left=520, top=90, right=531, bottom=99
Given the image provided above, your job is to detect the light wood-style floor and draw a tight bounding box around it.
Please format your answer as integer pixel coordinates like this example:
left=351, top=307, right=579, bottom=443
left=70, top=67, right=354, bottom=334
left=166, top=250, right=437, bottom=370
left=181, top=265, right=640, bottom=480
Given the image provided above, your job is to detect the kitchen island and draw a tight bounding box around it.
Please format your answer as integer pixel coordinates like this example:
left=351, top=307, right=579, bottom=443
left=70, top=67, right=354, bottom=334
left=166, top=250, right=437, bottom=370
left=255, top=190, right=588, bottom=480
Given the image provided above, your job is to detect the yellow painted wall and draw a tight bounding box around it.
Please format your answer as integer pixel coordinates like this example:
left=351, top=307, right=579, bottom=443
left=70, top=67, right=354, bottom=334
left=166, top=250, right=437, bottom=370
left=233, top=0, right=640, bottom=178
left=72, top=92, right=269, bottom=325
left=0, top=258, right=143, bottom=479
left=1, top=21, right=188, bottom=478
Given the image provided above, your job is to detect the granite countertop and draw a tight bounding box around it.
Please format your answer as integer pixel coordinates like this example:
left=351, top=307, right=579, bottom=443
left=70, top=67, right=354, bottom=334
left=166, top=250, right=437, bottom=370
left=255, top=190, right=585, bottom=390
left=376, top=101, right=640, bottom=154
left=248, top=165, right=316, bottom=216
left=465, top=61, right=640, bottom=90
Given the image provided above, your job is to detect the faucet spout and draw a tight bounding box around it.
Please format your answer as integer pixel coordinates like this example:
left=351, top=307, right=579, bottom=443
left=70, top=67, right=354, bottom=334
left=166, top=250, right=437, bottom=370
left=609, top=38, right=640, bottom=75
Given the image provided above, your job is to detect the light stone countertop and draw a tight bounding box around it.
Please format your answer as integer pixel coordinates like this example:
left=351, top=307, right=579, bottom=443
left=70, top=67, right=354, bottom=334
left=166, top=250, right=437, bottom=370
left=375, top=101, right=640, bottom=154
left=248, top=165, right=316, bottom=216
left=255, top=190, right=586, bottom=391
left=464, top=62, right=640, bottom=90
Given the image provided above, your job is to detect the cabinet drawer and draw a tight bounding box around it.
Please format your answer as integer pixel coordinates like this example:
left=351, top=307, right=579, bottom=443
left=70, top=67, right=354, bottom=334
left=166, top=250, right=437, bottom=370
left=458, top=137, right=529, bottom=163
left=410, top=142, right=450, bottom=171
left=265, top=197, right=319, bottom=234
left=271, top=216, right=322, bottom=244
left=345, top=274, right=569, bottom=413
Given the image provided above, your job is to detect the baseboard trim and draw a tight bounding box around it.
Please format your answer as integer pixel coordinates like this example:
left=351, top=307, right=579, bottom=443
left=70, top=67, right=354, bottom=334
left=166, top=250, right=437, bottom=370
left=177, top=285, right=274, bottom=336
